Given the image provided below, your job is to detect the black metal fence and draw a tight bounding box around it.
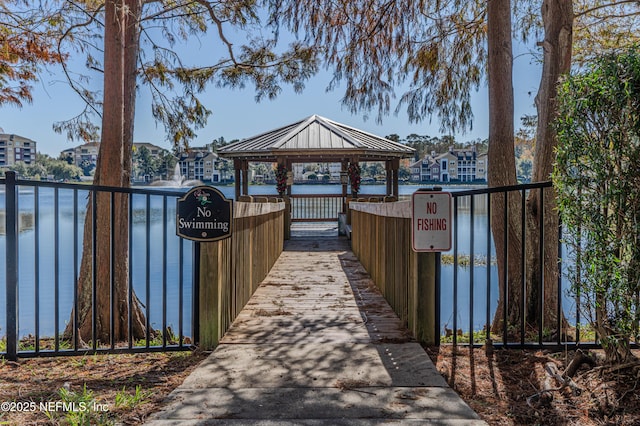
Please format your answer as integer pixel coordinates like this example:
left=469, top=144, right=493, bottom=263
left=290, top=194, right=344, bottom=222
left=6, top=173, right=637, bottom=356
left=445, top=181, right=638, bottom=349
left=2, top=172, right=196, bottom=360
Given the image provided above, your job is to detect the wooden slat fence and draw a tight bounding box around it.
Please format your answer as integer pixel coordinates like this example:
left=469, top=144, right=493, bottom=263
left=350, top=201, right=438, bottom=344
left=199, top=201, right=285, bottom=349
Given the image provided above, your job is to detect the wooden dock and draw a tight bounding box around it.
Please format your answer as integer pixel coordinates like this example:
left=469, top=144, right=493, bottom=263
left=146, top=237, right=485, bottom=425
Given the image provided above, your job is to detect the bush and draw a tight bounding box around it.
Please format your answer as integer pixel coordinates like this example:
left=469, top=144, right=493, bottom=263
left=554, top=48, right=640, bottom=363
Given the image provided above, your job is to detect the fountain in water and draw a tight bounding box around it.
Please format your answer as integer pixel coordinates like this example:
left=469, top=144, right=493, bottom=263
left=150, top=164, right=203, bottom=187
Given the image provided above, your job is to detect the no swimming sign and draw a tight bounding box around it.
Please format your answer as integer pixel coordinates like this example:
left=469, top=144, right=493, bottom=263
left=176, top=186, right=233, bottom=242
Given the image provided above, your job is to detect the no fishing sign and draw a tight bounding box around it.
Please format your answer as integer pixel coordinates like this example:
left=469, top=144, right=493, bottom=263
left=412, top=190, right=452, bottom=252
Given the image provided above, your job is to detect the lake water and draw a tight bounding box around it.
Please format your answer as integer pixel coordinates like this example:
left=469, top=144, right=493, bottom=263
left=0, top=187, right=195, bottom=341
left=1, top=182, right=572, bottom=340
left=216, top=182, right=485, bottom=197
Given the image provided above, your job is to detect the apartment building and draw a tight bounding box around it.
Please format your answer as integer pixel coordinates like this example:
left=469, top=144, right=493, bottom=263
left=292, top=162, right=342, bottom=181
left=61, top=142, right=168, bottom=167
left=61, top=142, right=100, bottom=167
left=0, top=133, right=36, bottom=167
left=411, top=146, right=488, bottom=183
left=177, top=147, right=222, bottom=183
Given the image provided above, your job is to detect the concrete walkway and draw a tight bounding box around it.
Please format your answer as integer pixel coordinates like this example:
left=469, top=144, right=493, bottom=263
left=146, top=238, right=486, bottom=425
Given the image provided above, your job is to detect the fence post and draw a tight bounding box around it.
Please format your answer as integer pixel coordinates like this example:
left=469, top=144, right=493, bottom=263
left=416, top=251, right=441, bottom=346
left=198, top=241, right=221, bottom=350
left=5, top=171, right=18, bottom=360
left=283, top=196, right=291, bottom=240
left=192, top=241, right=200, bottom=347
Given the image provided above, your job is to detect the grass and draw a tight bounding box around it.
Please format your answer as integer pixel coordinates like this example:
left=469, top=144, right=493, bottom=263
left=441, top=329, right=494, bottom=344
left=440, top=254, right=497, bottom=267
left=440, top=323, right=603, bottom=345
left=70, top=356, right=89, bottom=368
left=134, top=328, right=191, bottom=347
left=17, top=337, right=73, bottom=352
left=115, top=385, right=152, bottom=409
left=0, top=330, right=192, bottom=356
left=45, top=384, right=112, bottom=426
left=575, top=323, right=598, bottom=342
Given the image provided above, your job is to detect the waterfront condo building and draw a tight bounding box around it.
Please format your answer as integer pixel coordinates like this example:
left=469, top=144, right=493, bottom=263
left=0, top=133, right=36, bottom=167
left=60, top=142, right=100, bottom=167
left=177, top=146, right=222, bottom=183
left=61, top=142, right=169, bottom=167
left=410, top=146, right=488, bottom=183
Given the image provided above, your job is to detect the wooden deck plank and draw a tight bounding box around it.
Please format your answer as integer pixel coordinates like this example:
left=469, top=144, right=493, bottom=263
left=146, top=237, right=485, bottom=425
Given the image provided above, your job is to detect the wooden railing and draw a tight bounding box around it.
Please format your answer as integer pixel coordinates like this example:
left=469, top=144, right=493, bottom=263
left=351, top=183, right=597, bottom=350
left=350, top=201, right=438, bottom=345
left=199, top=201, right=285, bottom=349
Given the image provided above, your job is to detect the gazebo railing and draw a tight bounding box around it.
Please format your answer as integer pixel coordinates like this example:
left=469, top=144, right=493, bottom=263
left=290, top=194, right=344, bottom=222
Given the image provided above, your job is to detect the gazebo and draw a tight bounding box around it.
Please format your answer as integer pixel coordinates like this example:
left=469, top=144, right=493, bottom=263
left=217, top=114, right=415, bottom=200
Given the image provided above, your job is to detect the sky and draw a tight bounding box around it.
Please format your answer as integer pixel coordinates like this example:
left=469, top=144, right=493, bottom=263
left=0, top=37, right=541, bottom=158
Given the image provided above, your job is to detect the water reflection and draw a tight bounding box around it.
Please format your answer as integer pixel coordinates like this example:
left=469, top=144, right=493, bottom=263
left=0, top=211, right=34, bottom=234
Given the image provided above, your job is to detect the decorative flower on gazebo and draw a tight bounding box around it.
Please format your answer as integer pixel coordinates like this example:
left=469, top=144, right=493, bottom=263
left=275, top=164, right=288, bottom=195
left=347, top=163, right=361, bottom=195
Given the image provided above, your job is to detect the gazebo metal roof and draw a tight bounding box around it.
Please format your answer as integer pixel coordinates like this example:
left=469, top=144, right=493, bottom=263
left=217, top=114, right=414, bottom=161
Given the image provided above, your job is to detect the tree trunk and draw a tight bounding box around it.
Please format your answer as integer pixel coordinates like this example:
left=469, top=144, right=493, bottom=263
left=487, top=0, right=524, bottom=336
left=65, top=0, right=146, bottom=345
left=525, top=0, right=572, bottom=339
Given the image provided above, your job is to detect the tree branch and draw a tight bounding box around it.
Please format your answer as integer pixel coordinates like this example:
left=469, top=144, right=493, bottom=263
left=194, top=0, right=239, bottom=65
left=140, top=0, right=196, bottom=22
left=57, top=4, right=104, bottom=116
left=575, top=0, right=640, bottom=19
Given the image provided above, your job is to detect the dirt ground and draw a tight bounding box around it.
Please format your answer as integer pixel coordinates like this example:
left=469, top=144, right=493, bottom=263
left=426, top=345, right=640, bottom=425
left=0, top=346, right=638, bottom=425
left=0, top=350, right=208, bottom=425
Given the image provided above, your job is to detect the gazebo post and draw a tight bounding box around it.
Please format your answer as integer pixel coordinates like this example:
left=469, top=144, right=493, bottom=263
left=351, top=156, right=360, bottom=198
left=286, top=159, right=293, bottom=197
left=385, top=160, right=392, bottom=196
left=392, top=158, right=400, bottom=197
left=241, top=160, right=249, bottom=196
left=233, top=159, right=242, bottom=200
left=341, top=159, right=348, bottom=212
left=345, top=157, right=360, bottom=226
left=278, top=157, right=291, bottom=240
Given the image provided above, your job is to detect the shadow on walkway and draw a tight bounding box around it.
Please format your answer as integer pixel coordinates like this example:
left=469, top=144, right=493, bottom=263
left=145, top=237, right=486, bottom=425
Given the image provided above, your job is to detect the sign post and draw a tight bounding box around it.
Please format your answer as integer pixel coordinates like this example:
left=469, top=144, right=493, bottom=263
left=176, top=186, right=232, bottom=349
left=412, top=188, right=451, bottom=346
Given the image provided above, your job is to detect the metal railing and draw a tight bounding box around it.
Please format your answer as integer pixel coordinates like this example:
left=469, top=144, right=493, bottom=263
left=351, top=182, right=639, bottom=350
left=2, top=172, right=195, bottom=359
left=290, top=194, right=344, bottom=222
left=447, top=182, right=562, bottom=348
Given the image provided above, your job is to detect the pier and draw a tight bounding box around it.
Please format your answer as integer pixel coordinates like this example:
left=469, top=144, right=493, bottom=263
left=146, top=236, right=484, bottom=424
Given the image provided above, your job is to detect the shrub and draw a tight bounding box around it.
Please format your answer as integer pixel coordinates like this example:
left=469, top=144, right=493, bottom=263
left=554, top=48, right=640, bottom=364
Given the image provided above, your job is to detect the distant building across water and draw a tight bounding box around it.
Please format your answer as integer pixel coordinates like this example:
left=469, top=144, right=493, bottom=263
left=410, top=145, right=488, bottom=183
left=177, top=146, right=222, bottom=183
left=0, top=133, right=36, bottom=167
